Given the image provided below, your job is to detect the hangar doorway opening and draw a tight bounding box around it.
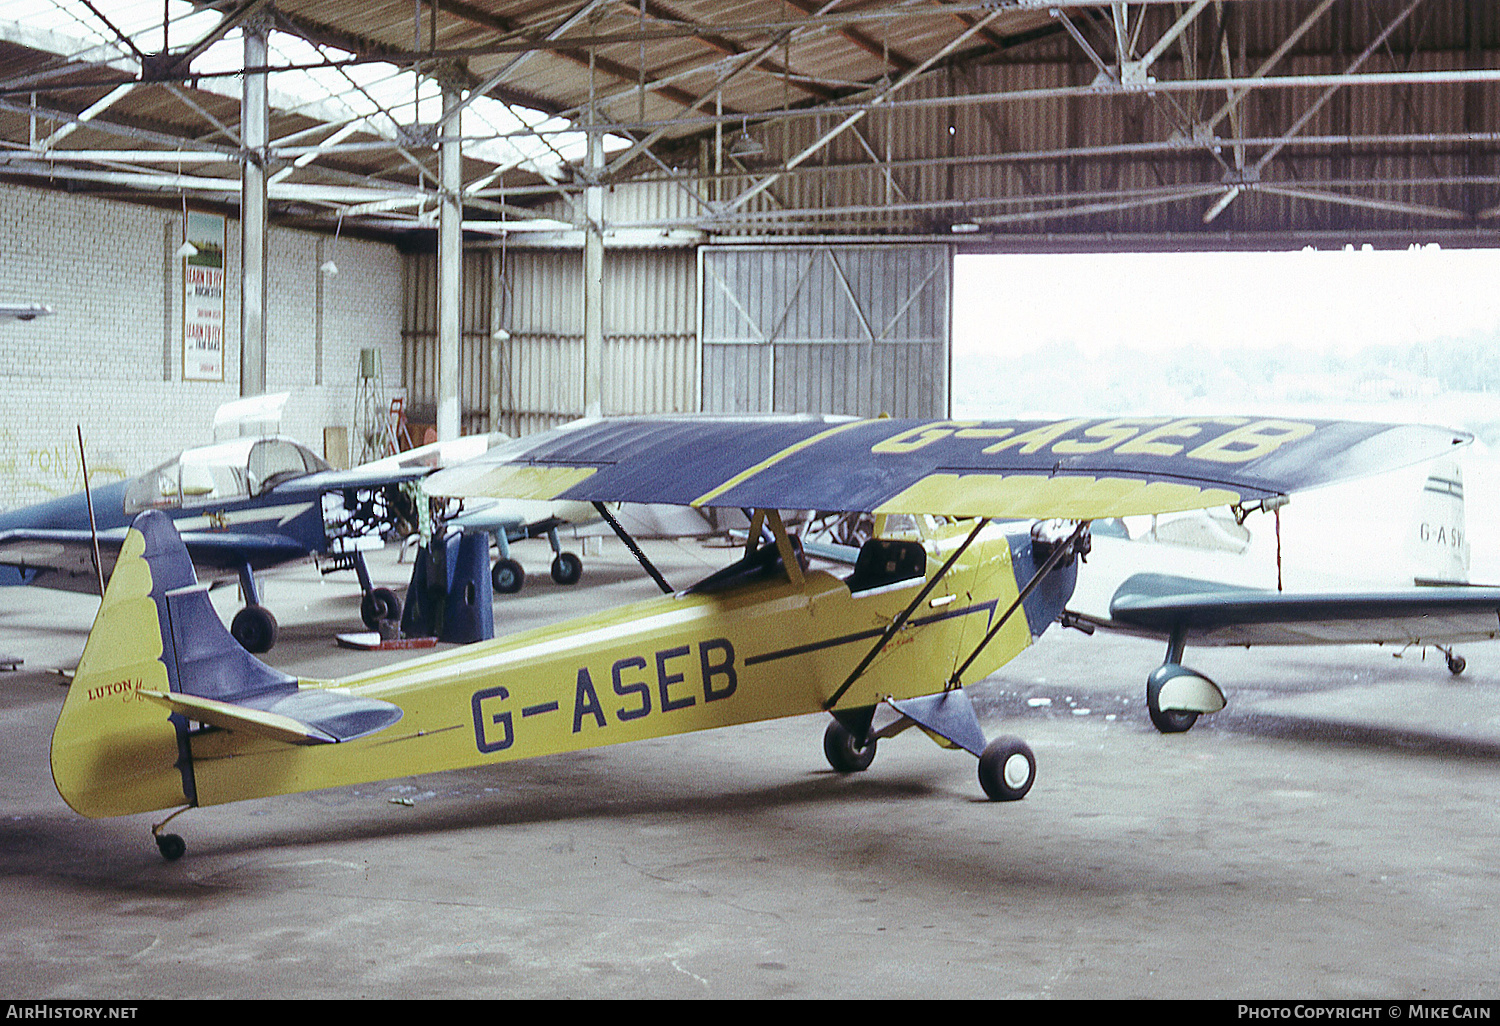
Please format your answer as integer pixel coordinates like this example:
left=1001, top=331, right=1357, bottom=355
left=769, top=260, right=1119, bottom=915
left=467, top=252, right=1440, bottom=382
left=952, top=246, right=1500, bottom=587
left=952, top=248, right=1500, bottom=425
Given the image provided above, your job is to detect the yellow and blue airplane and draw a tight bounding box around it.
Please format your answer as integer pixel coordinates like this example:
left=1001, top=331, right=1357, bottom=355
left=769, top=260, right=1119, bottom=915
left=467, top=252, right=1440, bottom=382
left=48, top=414, right=1470, bottom=860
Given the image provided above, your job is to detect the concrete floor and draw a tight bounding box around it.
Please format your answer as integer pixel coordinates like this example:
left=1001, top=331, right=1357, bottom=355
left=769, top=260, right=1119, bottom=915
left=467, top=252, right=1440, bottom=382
left=2, top=535, right=1499, bottom=1000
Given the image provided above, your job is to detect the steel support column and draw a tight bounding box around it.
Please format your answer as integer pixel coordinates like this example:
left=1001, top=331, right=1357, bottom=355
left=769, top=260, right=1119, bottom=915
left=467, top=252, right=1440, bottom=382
left=239, top=14, right=269, bottom=397
left=437, top=79, right=463, bottom=442
left=582, top=93, right=604, bottom=419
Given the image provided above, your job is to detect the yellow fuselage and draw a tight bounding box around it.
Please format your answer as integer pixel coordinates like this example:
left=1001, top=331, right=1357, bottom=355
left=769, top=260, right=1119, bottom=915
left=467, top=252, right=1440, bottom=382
left=190, top=526, right=1029, bottom=808
left=53, top=522, right=1035, bottom=817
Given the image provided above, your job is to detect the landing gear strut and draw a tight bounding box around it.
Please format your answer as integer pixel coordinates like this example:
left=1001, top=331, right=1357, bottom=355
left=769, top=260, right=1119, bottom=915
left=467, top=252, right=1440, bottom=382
left=1145, top=626, right=1226, bottom=734
left=821, top=694, right=1038, bottom=803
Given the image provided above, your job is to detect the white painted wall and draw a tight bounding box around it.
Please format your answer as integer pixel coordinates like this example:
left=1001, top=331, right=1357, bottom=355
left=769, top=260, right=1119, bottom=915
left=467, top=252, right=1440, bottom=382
left=0, top=181, right=404, bottom=510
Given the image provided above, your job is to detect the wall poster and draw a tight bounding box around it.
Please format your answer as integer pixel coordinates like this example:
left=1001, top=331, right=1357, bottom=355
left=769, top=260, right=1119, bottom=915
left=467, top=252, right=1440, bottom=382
left=182, top=211, right=225, bottom=382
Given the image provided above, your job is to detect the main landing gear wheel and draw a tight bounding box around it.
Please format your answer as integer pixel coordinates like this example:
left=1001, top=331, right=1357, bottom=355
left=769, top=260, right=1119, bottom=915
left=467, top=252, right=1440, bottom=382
left=492, top=559, right=525, bottom=594
left=823, top=718, right=877, bottom=773
left=978, top=735, right=1035, bottom=802
left=550, top=551, right=583, bottom=586
left=1146, top=676, right=1199, bottom=734
left=1447, top=651, right=1467, bottom=675
left=230, top=604, right=277, bottom=654
left=155, top=833, right=186, bottom=861
left=360, top=587, right=402, bottom=629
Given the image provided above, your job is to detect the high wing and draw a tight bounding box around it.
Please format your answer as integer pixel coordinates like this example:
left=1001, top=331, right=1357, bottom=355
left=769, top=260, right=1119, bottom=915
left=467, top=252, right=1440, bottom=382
left=1082, top=572, right=1500, bottom=648
left=425, top=414, right=1469, bottom=520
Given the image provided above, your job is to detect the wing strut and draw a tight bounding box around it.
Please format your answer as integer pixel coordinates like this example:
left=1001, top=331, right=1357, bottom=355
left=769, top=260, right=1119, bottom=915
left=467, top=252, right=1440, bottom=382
left=947, top=520, right=1090, bottom=687
left=592, top=502, right=673, bottom=594
left=823, top=517, right=992, bottom=711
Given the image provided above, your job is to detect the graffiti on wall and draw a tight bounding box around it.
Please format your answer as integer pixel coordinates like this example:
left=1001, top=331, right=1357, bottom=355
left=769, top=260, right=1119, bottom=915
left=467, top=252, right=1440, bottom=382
left=0, top=429, right=128, bottom=510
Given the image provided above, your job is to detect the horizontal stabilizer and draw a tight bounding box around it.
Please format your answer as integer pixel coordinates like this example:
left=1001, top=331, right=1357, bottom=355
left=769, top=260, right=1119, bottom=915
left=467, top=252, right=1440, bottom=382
left=138, top=687, right=403, bottom=746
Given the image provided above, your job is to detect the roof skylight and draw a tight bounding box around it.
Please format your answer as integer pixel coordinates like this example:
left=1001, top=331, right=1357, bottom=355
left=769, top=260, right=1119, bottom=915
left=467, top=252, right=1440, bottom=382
left=1, top=0, right=614, bottom=181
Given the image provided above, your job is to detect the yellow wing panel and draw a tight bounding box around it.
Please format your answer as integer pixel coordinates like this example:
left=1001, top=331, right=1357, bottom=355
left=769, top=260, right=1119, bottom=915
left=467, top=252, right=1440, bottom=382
left=874, top=473, right=1244, bottom=520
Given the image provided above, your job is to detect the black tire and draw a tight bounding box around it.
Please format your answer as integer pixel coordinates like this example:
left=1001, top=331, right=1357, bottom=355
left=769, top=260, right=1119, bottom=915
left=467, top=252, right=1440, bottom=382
left=360, top=587, right=402, bottom=629
left=156, top=833, right=186, bottom=861
left=823, top=718, right=876, bottom=773
left=1448, top=653, right=1467, bottom=675
left=978, top=735, right=1035, bottom=802
left=492, top=559, right=525, bottom=594
left=1146, top=674, right=1199, bottom=734
left=230, top=605, right=278, bottom=654
left=551, top=552, right=583, bottom=586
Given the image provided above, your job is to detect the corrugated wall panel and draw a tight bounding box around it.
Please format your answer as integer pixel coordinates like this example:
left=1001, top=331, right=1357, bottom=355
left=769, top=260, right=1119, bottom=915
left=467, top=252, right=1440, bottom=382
left=408, top=225, right=699, bottom=434
left=402, top=250, right=492, bottom=433
left=702, top=340, right=771, bottom=414
left=701, top=244, right=950, bottom=418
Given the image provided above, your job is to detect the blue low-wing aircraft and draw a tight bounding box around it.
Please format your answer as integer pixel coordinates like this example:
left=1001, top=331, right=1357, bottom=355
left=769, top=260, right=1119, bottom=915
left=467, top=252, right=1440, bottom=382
left=1061, top=459, right=1500, bottom=733
left=0, top=434, right=431, bottom=652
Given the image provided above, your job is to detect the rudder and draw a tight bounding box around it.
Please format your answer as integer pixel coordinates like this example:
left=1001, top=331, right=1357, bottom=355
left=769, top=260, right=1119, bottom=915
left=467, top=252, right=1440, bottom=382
left=51, top=511, right=198, bottom=818
left=1410, top=458, right=1469, bottom=586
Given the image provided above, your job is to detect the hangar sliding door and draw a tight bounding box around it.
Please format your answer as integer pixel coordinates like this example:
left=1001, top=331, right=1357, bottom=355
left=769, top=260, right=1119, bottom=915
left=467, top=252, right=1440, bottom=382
left=700, top=244, right=951, bottom=418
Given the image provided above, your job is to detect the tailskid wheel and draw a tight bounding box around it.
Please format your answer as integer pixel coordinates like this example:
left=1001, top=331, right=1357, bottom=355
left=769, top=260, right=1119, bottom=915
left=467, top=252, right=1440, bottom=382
left=550, top=552, right=583, bottom=586
left=492, top=559, right=525, bottom=594
left=823, top=718, right=876, bottom=773
left=155, top=833, right=186, bottom=861
left=978, top=735, right=1035, bottom=802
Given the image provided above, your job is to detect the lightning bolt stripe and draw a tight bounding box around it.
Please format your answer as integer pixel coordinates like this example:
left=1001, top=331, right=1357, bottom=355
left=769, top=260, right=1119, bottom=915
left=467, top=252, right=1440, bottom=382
left=170, top=502, right=314, bottom=532
left=690, top=420, right=869, bottom=508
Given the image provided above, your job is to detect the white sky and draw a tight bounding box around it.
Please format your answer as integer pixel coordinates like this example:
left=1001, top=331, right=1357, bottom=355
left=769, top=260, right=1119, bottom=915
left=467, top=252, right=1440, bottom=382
left=953, top=247, right=1500, bottom=584
left=954, top=246, right=1500, bottom=358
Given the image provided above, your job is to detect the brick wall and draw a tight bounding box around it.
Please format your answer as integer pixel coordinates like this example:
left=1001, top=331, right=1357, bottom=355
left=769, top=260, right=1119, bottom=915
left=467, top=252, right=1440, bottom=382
left=0, top=181, right=404, bottom=510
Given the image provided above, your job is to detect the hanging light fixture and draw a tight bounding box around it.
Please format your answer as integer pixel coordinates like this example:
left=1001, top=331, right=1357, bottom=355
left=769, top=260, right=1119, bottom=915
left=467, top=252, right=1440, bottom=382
left=175, top=194, right=198, bottom=258
left=728, top=117, right=766, bottom=159
left=320, top=213, right=343, bottom=275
